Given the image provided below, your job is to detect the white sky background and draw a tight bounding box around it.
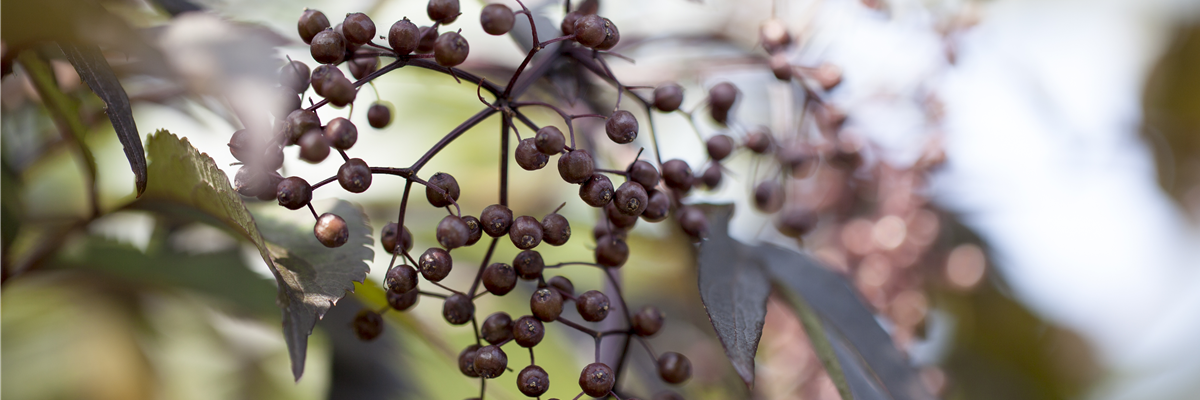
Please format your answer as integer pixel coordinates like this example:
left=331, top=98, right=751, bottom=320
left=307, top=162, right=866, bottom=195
left=120, top=0, right=1200, bottom=397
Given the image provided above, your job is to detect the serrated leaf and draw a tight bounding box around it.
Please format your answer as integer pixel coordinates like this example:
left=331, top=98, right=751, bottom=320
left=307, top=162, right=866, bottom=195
left=696, top=204, right=770, bottom=389
left=61, top=43, right=147, bottom=196
left=759, top=242, right=933, bottom=400
left=134, top=131, right=372, bottom=381
left=251, top=199, right=373, bottom=381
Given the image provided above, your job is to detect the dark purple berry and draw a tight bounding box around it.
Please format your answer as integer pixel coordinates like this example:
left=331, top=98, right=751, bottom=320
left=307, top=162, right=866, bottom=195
left=573, top=14, right=606, bottom=48
left=677, top=206, right=707, bottom=239
left=661, top=159, right=693, bottom=191
left=416, top=26, right=438, bottom=53
left=614, top=181, right=648, bottom=216
left=658, top=352, right=692, bottom=384
left=605, top=202, right=639, bottom=230
left=418, top=247, right=453, bottom=281
left=558, top=149, right=594, bottom=184
left=381, top=222, right=413, bottom=254
left=561, top=12, right=582, bottom=35
left=276, top=177, right=312, bottom=210
left=708, top=82, right=738, bottom=112
left=385, top=264, right=419, bottom=293
left=352, top=309, right=384, bottom=341
left=342, top=12, right=376, bottom=45
left=754, top=180, right=784, bottom=213
left=700, top=164, right=722, bottom=189
left=595, top=235, right=629, bottom=267
left=641, top=190, right=671, bottom=222
left=348, top=50, right=378, bottom=80
left=517, top=365, right=550, bottom=397
left=458, top=345, right=482, bottom=377
left=745, top=128, right=773, bottom=154
left=368, top=102, right=391, bottom=128
left=535, top=126, right=565, bottom=155
left=310, top=29, right=347, bottom=64
left=437, top=215, right=470, bottom=249
left=513, top=250, right=544, bottom=280
left=443, top=293, right=474, bottom=325
left=706, top=134, right=735, bottom=161
left=516, top=138, right=549, bottom=170
left=512, top=316, right=544, bottom=347
left=298, top=9, right=331, bottom=44
left=541, top=213, right=571, bottom=246
left=548, top=276, right=574, bottom=296
left=427, top=0, right=460, bottom=24
left=324, top=76, right=357, bottom=107
left=433, top=31, right=469, bottom=67
left=627, top=160, right=659, bottom=189
left=632, top=306, right=664, bottom=336
left=579, top=362, right=615, bottom=398
left=579, top=174, right=614, bottom=207
left=425, top=172, right=461, bottom=208
left=338, top=158, right=372, bottom=193
left=389, top=18, right=420, bottom=55
left=324, top=117, right=358, bottom=150
left=653, top=83, right=684, bottom=112
left=595, top=18, right=620, bottom=51
left=314, top=213, right=349, bottom=247
left=605, top=110, right=638, bottom=144
left=481, top=204, right=513, bottom=237
left=576, top=290, right=610, bottom=322
left=480, top=4, right=515, bottom=35
left=481, top=312, right=514, bottom=345
left=530, top=288, right=563, bottom=321
left=776, top=207, right=817, bottom=237
left=462, top=215, right=483, bottom=246
left=482, top=263, right=517, bottom=296
left=280, top=60, right=311, bottom=93
left=310, top=64, right=344, bottom=97
left=473, top=345, right=507, bottom=378
left=286, top=109, right=321, bottom=145
left=509, top=216, right=543, bottom=250
left=387, top=287, right=419, bottom=310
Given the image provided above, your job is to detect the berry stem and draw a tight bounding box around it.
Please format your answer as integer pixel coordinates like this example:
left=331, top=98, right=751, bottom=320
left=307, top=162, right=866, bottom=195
left=418, top=290, right=449, bottom=299
left=500, top=115, right=512, bottom=206
left=538, top=33, right=577, bottom=48
left=410, top=108, right=499, bottom=172
left=556, top=317, right=601, bottom=337
left=635, top=335, right=658, bottom=360
left=467, top=237, right=500, bottom=297
left=306, top=203, right=319, bottom=220
left=511, top=101, right=580, bottom=146
left=593, top=168, right=628, bottom=177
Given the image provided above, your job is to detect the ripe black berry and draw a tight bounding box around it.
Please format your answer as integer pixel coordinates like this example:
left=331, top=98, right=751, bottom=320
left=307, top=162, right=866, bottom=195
left=579, top=174, right=615, bottom=207
left=706, top=134, right=735, bottom=161
left=462, top=215, right=483, bottom=245
left=473, top=345, right=507, bottom=378
left=337, top=158, right=372, bottom=193
left=614, top=181, right=648, bottom=216
left=436, top=215, right=470, bottom=249
left=387, top=287, right=419, bottom=310
left=541, top=213, right=571, bottom=246
left=708, top=82, right=738, bottom=113
left=579, top=362, right=615, bottom=398
left=276, top=176, right=312, bottom=210
left=416, top=25, right=438, bottom=53
left=352, top=309, right=384, bottom=341
left=427, top=0, right=460, bottom=24
left=677, top=206, right=707, bottom=239
left=480, top=4, right=515, bottom=35
left=418, top=247, right=453, bottom=281
left=513, top=250, right=544, bottom=280
left=256, top=172, right=283, bottom=201
left=324, top=117, right=358, bottom=150
left=481, top=312, right=514, bottom=345
left=298, top=9, right=331, bottom=44
left=605, top=110, right=638, bottom=144
left=481, top=204, right=513, bottom=237
left=286, top=109, right=321, bottom=145
left=595, top=235, right=629, bottom=267
left=576, top=290, right=610, bottom=322
left=700, top=164, right=722, bottom=189
left=776, top=207, right=817, bottom=237
left=530, top=288, right=563, bottom=321
left=458, top=344, right=482, bottom=377
left=275, top=86, right=302, bottom=118
left=515, top=138, right=549, bottom=170
left=517, top=365, right=550, bottom=397
left=310, top=64, right=344, bottom=97
left=433, top=31, right=469, bottom=67
left=280, top=60, right=311, bottom=93
left=366, top=103, right=391, bottom=129
left=641, top=190, right=670, bottom=222
left=632, top=305, right=665, bottom=336
left=558, top=149, right=594, bottom=184
left=229, top=129, right=259, bottom=163
left=561, top=12, right=582, bottom=35
left=348, top=50, right=378, bottom=80
left=512, top=316, right=544, bottom=347
left=653, top=83, right=684, bottom=112
left=753, top=180, right=784, bottom=213
left=381, top=222, right=414, bottom=254
left=425, top=172, right=461, bottom=208
left=310, top=29, right=347, bottom=64
left=385, top=264, right=419, bottom=293
left=314, top=213, right=349, bottom=247
left=661, top=159, right=694, bottom=191
left=509, top=216, right=543, bottom=250
left=595, top=18, right=620, bottom=51
left=442, top=293, right=474, bottom=325
left=604, top=202, right=639, bottom=230
left=389, top=18, right=420, bottom=55
left=342, top=12, right=376, bottom=45
left=535, top=126, right=565, bottom=155
left=548, top=276, right=574, bottom=296
left=573, top=14, right=606, bottom=48
left=627, top=160, right=659, bottom=189
left=745, top=127, right=773, bottom=154
left=483, top=262, right=517, bottom=296
left=657, top=352, right=692, bottom=384
left=323, top=76, right=357, bottom=107
left=777, top=144, right=815, bottom=175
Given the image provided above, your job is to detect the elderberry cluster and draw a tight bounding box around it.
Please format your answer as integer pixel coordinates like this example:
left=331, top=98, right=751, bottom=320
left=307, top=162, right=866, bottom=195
left=228, top=1, right=705, bottom=398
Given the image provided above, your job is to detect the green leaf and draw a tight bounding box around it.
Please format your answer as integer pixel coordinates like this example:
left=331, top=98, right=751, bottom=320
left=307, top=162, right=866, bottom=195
left=60, top=43, right=148, bottom=196
left=133, top=131, right=372, bottom=381
left=251, top=199, right=373, bottom=381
